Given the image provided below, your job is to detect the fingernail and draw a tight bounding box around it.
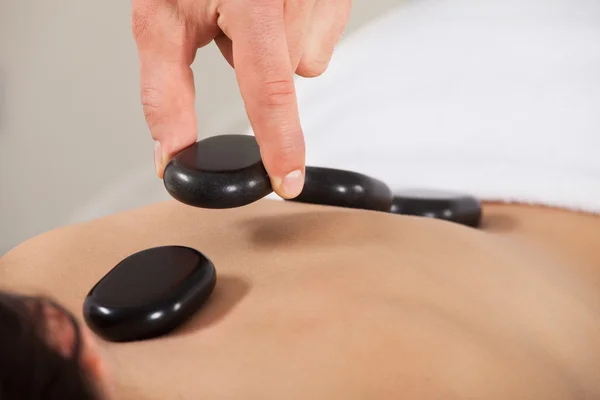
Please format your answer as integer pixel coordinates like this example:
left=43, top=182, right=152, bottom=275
left=276, top=169, right=304, bottom=199
left=154, top=141, right=163, bottom=177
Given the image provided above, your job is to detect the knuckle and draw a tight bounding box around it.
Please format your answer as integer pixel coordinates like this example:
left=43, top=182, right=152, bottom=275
left=140, top=85, right=166, bottom=130
left=132, top=2, right=189, bottom=47
left=131, top=6, right=155, bottom=42
left=257, top=79, right=297, bottom=107
left=264, top=131, right=306, bottom=171
left=252, top=0, right=280, bottom=9
left=297, top=53, right=332, bottom=78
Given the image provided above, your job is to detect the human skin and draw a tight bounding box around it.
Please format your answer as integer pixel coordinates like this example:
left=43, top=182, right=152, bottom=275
left=1, top=200, right=599, bottom=399
left=131, top=0, right=351, bottom=198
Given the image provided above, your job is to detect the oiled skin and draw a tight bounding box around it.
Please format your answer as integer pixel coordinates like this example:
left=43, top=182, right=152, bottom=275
left=1, top=200, right=599, bottom=399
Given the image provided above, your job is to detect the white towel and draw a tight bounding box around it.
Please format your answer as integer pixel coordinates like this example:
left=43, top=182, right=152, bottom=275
left=252, top=0, right=600, bottom=214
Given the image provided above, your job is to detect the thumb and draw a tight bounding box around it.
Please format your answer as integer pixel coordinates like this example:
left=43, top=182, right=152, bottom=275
left=132, top=1, right=199, bottom=178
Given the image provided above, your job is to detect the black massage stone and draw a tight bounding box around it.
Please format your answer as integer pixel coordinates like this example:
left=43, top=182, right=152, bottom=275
left=289, top=166, right=393, bottom=212
left=390, top=189, right=482, bottom=227
left=83, top=246, right=216, bottom=342
left=163, top=134, right=272, bottom=209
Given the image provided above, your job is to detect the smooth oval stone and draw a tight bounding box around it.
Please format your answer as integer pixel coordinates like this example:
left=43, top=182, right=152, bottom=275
left=390, top=189, right=482, bottom=227
left=163, top=134, right=272, bottom=209
left=83, top=246, right=216, bottom=342
left=289, top=166, right=393, bottom=212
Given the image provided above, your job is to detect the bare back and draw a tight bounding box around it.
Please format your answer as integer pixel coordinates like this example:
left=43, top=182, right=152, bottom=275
left=1, top=200, right=599, bottom=399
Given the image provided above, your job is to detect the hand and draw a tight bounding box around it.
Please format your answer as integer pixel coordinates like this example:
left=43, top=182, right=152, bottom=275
left=131, top=0, right=351, bottom=198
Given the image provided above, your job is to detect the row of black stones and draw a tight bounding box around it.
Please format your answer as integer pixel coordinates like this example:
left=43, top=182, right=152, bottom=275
left=162, top=134, right=482, bottom=227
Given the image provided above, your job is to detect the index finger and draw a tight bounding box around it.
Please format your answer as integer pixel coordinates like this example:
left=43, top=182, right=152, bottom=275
left=223, top=1, right=306, bottom=199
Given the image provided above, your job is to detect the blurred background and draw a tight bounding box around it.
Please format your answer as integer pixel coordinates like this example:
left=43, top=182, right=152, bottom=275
left=0, top=0, right=400, bottom=255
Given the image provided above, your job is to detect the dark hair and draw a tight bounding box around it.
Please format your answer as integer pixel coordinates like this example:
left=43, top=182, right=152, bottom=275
left=0, top=291, right=102, bottom=400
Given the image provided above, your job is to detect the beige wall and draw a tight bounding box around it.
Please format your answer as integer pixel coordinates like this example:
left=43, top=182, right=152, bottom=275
left=0, top=1, right=401, bottom=255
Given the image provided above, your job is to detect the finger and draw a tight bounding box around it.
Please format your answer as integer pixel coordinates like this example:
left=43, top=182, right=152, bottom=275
left=217, top=1, right=315, bottom=74
left=297, top=0, right=351, bottom=78
left=220, top=1, right=306, bottom=199
left=283, top=0, right=316, bottom=71
left=132, top=0, right=199, bottom=178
